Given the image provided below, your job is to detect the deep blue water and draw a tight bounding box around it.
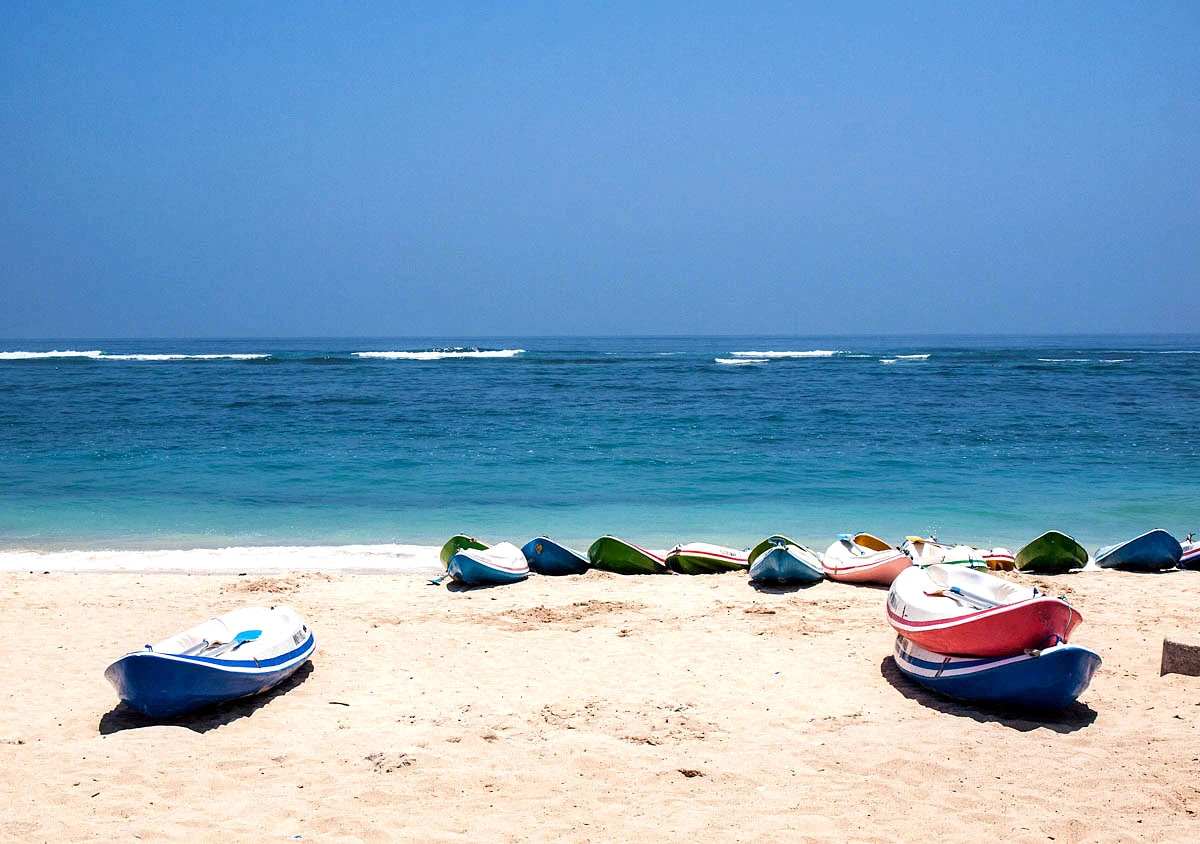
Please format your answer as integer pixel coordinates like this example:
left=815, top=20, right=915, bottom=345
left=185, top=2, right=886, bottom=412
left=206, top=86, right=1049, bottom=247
left=1, top=336, right=1197, bottom=553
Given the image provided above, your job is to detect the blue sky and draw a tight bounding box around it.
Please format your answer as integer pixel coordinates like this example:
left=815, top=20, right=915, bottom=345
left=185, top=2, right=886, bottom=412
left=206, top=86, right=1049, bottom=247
left=2, top=2, right=1197, bottom=337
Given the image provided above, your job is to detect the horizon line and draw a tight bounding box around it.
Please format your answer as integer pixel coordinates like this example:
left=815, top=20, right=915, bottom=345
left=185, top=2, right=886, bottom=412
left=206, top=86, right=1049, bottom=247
left=4, top=330, right=1200, bottom=343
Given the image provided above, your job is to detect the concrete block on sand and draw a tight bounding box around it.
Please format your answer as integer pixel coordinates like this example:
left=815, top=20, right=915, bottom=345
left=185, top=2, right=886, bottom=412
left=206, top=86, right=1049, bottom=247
left=1161, top=637, right=1200, bottom=676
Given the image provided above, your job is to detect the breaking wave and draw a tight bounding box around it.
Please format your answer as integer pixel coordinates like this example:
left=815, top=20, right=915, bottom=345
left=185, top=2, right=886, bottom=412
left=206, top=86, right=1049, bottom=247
left=729, top=350, right=842, bottom=358
left=354, top=348, right=525, bottom=360
left=0, top=350, right=268, bottom=361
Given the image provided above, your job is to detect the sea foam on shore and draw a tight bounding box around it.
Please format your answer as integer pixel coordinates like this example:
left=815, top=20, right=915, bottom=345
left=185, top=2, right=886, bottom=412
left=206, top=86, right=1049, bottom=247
left=0, top=544, right=444, bottom=574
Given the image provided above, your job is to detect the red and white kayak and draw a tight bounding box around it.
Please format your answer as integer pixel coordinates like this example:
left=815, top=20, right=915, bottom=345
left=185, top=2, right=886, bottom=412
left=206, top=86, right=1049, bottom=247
left=886, top=564, right=1082, bottom=657
left=982, top=548, right=1016, bottom=571
left=1179, top=534, right=1199, bottom=569
left=823, top=535, right=912, bottom=586
left=665, top=542, right=750, bottom=574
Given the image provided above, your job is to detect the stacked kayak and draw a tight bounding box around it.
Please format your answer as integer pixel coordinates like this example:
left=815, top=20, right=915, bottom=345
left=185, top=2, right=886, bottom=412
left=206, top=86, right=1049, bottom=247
left=823, top=534, right=912, bottom=586
left=1014, top=531, right=1089, bottom=573
left=521, top=536, right=589, bottom=575
left=666, top=542, right=749, bottom=574
left=747, top=535, right=824, bottom=585
left=587, top=535, right=668, bottom=574
left=887, top=564, right=1097, bottom=710
left=445, top=541, right=530, bottom=586
left=105, top=606, right=316, bottom=719
left=1095, top=529, right=1182, bottom=571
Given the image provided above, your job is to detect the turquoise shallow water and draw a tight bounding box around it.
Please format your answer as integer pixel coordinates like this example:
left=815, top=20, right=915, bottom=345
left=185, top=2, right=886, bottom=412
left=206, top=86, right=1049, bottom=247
left=0, top=335, right=1197, bottom=554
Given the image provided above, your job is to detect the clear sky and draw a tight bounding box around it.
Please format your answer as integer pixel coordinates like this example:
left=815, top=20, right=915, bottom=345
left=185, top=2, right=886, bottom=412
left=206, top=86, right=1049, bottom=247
left=2, top=2, right=1197, bottom=337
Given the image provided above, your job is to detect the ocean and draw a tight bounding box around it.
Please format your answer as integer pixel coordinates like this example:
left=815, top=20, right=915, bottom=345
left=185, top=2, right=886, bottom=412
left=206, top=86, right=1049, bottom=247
left=1, top=336, right=1197, bottom=567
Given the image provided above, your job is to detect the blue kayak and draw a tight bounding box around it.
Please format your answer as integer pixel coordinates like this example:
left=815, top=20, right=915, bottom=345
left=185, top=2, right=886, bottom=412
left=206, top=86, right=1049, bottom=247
left=446, top=541, right=530, bottom=585
left=105, top=606, right=316, bottom=719
left=1095, top=529, right=1182, bottom=571
left=521, top=536, right=589, bottom=576
left=747, top=535, right=824, bottom=584
left=893, top=635, right=1101, bottom=711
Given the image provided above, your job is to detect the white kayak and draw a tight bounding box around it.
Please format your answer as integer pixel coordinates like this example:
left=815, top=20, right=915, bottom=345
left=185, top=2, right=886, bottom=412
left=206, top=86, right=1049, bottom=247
left=822, top=534, right=912, bottom=586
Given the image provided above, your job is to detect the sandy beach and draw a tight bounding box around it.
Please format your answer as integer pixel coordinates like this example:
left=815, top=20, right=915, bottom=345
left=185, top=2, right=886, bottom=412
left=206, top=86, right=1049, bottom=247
left=2, top=565, right=1198, bottom=842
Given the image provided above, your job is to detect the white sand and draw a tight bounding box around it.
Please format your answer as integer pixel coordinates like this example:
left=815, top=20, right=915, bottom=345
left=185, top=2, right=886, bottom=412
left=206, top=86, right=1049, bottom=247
left=1, top=564, right=1197, bottom=841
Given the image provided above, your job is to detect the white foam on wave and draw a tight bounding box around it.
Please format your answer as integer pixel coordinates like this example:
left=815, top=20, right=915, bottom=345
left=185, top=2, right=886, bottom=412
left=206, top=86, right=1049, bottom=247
left=1038, top=358, right=1092, bottom=363
left=895, top=354, right=930, bottom=360
left=0, top=350, right=267, bottom=361
left=355, top=349, right=525, bottom=360
left=1098, top=359, right=1131, bottom=364
left=715, top=357, right=768, bottom=365
left=0, top=349, right=104, bottom=360
left=880, top=358, right=897, bottom=364
left=729, top=350, right=842, bottom=358
left=0, top=543, right=444, bottom=574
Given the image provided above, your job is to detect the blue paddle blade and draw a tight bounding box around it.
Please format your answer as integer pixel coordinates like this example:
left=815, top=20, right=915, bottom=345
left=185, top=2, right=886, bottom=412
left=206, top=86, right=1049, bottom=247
left=234, top=629, right=262, bottom=643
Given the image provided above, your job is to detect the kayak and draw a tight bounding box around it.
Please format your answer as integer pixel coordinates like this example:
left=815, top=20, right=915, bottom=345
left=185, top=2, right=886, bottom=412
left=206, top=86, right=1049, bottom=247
left=893, top=635, right=1101, bottom=711
left=1095, top=529, right=1182, bottom=571
left=1014, top=531, right=1089, bottom=573
left=521, top=536, right=589, bottom=575
left=666, top=542, right=750, bottom=574
left=886, top=564, right=1083, bottom=657
left=440, top=534, right=490, bottom=566
left=747, top=535, right=824, bottom=584
left=105, top=605, right=316, bottom=719
left=900, top=536, right=987, bottom=569
left=587, top=535, right=669, bottom=575
left=446, top=542, right=530, bottom=585
left=822, top=534, right=912, bottom=586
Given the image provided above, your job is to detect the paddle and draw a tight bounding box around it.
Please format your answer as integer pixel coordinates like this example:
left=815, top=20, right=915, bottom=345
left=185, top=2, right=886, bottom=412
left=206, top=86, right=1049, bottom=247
left=923, top=585, right=996, bottom=610
left=204, top=629, right=262, bottom=657
left=921, top=567, right=1002, bottom=609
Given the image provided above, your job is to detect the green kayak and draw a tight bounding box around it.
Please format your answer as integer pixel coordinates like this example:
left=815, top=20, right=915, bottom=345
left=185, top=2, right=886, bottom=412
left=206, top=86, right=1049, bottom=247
left=1014, top=530, right=1088, bottom=573
left=587, top=535, right=668, bottom=574
left=665, top=542, right=750, bottom=574
left=439, top=534, right=490, bottom=567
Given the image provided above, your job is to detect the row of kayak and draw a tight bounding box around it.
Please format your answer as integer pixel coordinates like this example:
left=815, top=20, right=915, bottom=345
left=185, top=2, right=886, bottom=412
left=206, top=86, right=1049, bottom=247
left=886, top=564, right=1100, bottom=711
left=438, top=532, right=1138, bottom=713
left=105, top=529, right=1185, bottom=719
left=104, top=563, right=1100, bottom=719
left=438, top=533, right=904, bottom=586
left=438, top=529, right=1200, bottom=587
left=108, top=555, right=1106, bottom=720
